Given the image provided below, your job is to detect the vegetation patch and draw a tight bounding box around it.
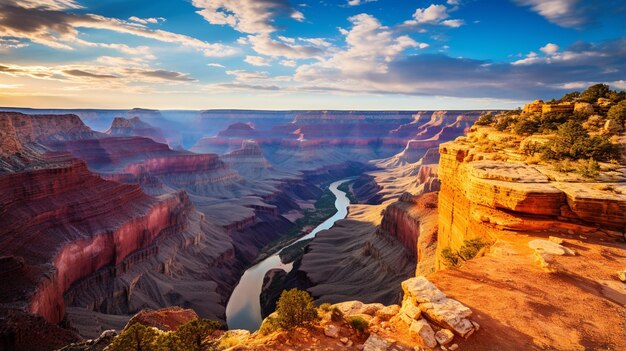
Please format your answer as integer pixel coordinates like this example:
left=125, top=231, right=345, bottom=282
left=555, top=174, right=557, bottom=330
left=440, top=239, right=489, bottom=268
left=108, top=319, right=221, bottom=351
left=273, top=288, right=318, bottom=330
left=347, top=316, right=369, bottom=335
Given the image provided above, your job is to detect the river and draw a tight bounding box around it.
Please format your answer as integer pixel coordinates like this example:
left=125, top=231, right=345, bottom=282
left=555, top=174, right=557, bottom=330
left=225, top=178, right=352, bottom=331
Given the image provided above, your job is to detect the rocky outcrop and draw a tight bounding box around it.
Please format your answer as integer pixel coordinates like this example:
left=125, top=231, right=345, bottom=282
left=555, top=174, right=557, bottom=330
left=379, top=192, right=439, bottom=275
left=123, top=307, right=199, bottom=331
left=437, top=139, right=625, bottom=268
left=220, top=140, right=273, bottom=179
left=105, top=116, right=166, bottom=143
left=0, top=112, right=101, bottom=143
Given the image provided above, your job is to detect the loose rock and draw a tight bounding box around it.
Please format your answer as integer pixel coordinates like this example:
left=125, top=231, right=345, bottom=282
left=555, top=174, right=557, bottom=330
left=410, top=319, right=437, bottom=349
left=363, top=333, right=393, bottom=351
left=324, top=325, right=339, bottom=338
left=435, top=329, right=454, bottom=346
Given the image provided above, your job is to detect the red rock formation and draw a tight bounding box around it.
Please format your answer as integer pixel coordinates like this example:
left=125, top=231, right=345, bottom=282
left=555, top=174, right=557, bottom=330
left=124, top=307, right=199, bottom=331
left=0, top=153, right=197, bottom=325
left=47, top=137, right=173, bottom=171
left=0, top=112, right=101, bottom=143
left=436, top=136, right=626, bottom=269
left=380, top=193, right=439, bottom=274
left=105, top=116, right=167, bottom=143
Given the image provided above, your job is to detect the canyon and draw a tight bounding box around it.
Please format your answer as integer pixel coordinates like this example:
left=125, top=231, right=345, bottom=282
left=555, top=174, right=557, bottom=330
left=0, top=108, right=488, bottom=351
left=1, top=97, right=624, bottom=351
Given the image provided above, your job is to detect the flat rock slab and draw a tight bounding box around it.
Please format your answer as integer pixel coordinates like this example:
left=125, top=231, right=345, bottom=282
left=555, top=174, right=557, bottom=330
left=528, top=239, right=575, bottom=256
left=470, top=161, right=550, bottom=183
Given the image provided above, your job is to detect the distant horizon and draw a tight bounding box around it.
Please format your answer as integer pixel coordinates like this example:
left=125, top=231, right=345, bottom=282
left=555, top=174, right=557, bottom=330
left=0, top=106, right=511, bottom=112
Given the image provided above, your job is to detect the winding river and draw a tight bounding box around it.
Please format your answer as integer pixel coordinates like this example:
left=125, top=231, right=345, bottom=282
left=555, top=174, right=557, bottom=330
left=225, top=179, right=352, bottom=331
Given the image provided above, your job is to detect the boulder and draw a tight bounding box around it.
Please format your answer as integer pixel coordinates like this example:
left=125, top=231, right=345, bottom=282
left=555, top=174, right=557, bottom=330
left=401, top=277, right=475, bottom=337
left=324, top=324, right=340, bottom=338
left=410, top=319, right=437, bottom=349
left=363, top=333, right=393, bottom=351
left=574, top=102, right=594, bottom=115
left=400, top=299, right=422, bottom=320
left=435, top=329, right=454, bottom=346
left=402, top=277, right=447, bottom=304
left=361, top=303, right=385, bottom=316
left=375, top=304, right=400, bottom=320
left=333, top=301, right=364, bottom=316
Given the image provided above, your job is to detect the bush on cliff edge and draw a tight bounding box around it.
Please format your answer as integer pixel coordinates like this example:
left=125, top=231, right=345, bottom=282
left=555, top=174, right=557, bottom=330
left=274, top=288, right=318, bottom=330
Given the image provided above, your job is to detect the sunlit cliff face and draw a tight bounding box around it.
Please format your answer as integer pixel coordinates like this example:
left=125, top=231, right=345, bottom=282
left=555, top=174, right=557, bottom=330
left=1, top=0, right=624, bottom=110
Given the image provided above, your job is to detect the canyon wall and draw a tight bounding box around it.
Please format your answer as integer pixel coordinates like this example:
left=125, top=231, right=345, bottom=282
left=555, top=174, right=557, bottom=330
left=436, top=133, right=625, bottom=269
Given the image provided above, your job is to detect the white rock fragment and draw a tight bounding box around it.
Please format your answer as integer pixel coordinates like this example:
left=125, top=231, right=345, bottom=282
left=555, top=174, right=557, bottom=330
left=410, top=319, right=437, bottom=349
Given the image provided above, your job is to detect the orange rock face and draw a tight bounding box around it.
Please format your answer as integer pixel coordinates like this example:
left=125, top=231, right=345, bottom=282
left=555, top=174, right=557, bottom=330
left=436, top=140, right=625, bottom=269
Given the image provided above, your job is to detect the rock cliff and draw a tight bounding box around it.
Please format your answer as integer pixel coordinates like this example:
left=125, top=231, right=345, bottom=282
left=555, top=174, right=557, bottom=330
left=105, top=116, right=167, bottom=144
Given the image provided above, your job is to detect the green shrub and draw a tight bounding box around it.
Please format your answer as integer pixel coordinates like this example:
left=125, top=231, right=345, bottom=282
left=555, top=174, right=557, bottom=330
left=440, top=247, right=460, bottom=268
left=558, top=91, right=580, bottom=103
left=174, top=319, right=221, bottom=351
left=607, top=100, right=626, bottom=127
left=458, top=239, right=488, bottom=261
left=522, top=141, right=542, bottom=156
left=348, top=316, right=369, bottom=334
left=494, top=116, right=516, bottom=131
left=579, top=84, right=610, bottom=103
left=274, top=289, right=318, bottom=330
left=577, top=158, right=600, bottom=178
left=441, top=239, right=488, bottom=268
left=109, top=323, right=159, bottom=351
left=543, top=121, right=620, bottom=161
left=513, top=118, right=539, bottom=135
left=474, top=113, right=495, bottom=126
left=538, top=112, right=569, bottom=132
left=330, top=306, right=343, bottom=322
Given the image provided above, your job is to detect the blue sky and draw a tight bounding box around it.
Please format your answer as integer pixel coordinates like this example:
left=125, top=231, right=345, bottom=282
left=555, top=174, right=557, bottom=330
left=0, top=0, right=625, bottom=109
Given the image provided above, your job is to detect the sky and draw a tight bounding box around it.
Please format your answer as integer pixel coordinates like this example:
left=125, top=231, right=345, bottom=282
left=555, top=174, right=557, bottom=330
left=0, top=0, right=625, bottom=110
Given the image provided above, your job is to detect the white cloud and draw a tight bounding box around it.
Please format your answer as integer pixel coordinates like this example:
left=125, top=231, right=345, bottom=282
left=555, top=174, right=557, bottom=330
left=245, top=55, right=272, bottom=66
left=413, top=4, right=449, bottom=23
left=225, top=70, right=270, bottom=81
left=280, top=60, right=297, bottom=67
left=128, top=16, right=166, bottom=25
left=405, top=4, right=464, bottom=27
left=248, top=33, right=324, bottom=59
left=347, top=0, right=377, bottom=6
left=295, top=13, right=418, bottom=83
left=0, top=1, right=237, bottom=57
left=513, top=44, right=604, bottom=65
left=0, top=61, right=196, bottom=86
left=540, top=43, right=560, bottom=55
left=207, top=63, right=225, bottom=68
left=441, top=19, right=464, bottom=27
left=299, top=37, right=333, bottom=47
left=192, top=0, right=304, bottom=34
left=515, top=0, right=582, bottom=28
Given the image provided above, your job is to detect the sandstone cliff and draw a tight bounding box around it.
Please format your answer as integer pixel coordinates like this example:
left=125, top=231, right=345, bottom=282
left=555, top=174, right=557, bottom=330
left=105, top=116, right=167, bottom=144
